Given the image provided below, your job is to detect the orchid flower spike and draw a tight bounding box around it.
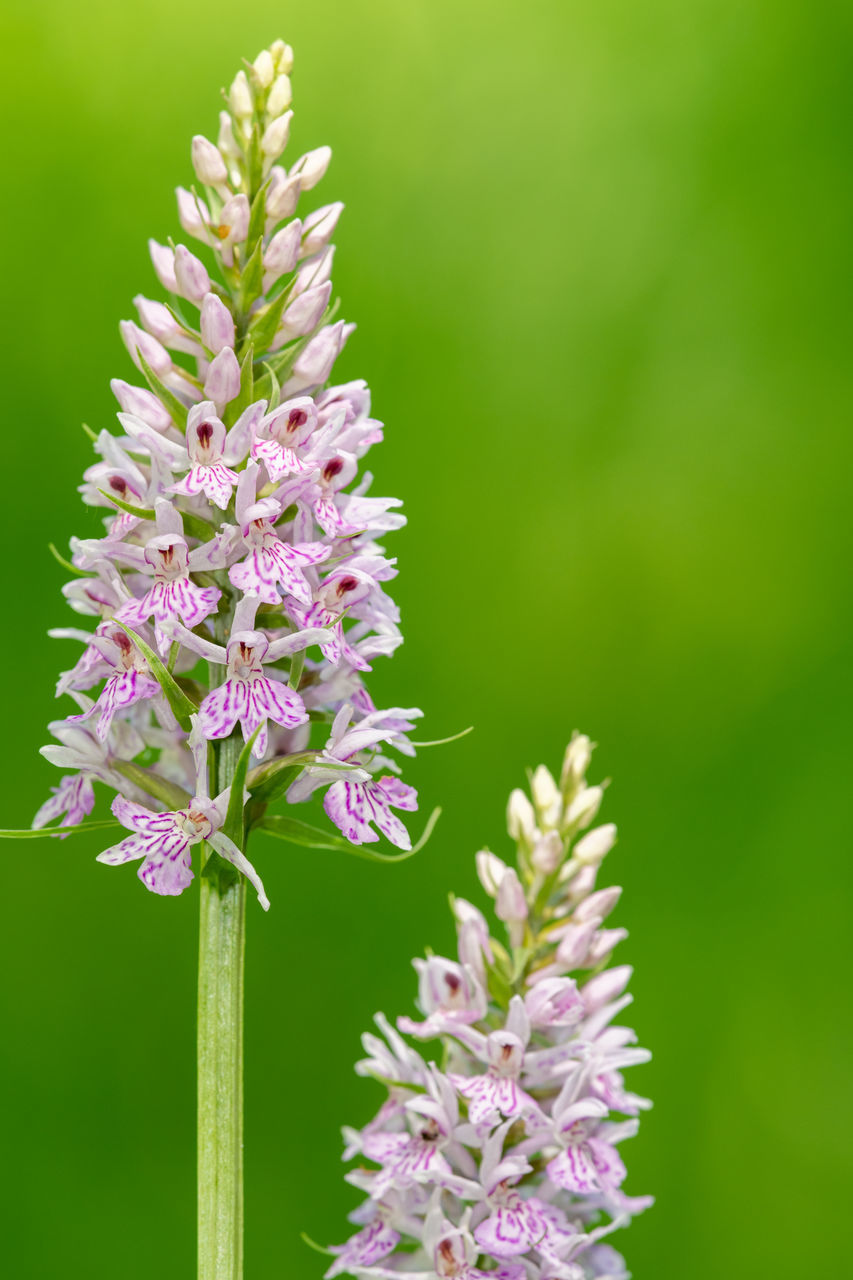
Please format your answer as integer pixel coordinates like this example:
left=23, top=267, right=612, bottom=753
left=324, top=738, right=652, bottom=1280
left=16, top=40, right=427, bottom=909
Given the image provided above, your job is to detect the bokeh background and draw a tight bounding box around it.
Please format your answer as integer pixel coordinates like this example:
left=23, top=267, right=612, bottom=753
left=1, top=0, right=851, bottom=1275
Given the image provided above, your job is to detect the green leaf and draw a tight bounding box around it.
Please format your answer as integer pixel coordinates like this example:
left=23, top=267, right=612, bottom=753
left=97, top=489, right=156, bottom=521
left=114, top=761, right=191, bottom=811
left=48, top=543, right=91, bottom=577
left=137, top=352, right=188, bottom=429
left=257, top=806, right=441, bottom=863
left=112, top=620, right=198, bottom=731
left=0, top=820, right=122, bottom=839
left=239, top=237, right=264, bottom=313
left=223, top=725, right=262, bottom=845
left=224, top=343, right=254, bottom=427
left=245, top=290, right=290, bottom=357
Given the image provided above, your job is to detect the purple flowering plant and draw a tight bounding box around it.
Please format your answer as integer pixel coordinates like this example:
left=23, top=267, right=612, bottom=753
left=320, top=736, right=652, bottom=1280
left=1, top=39, right=445, bottom=1279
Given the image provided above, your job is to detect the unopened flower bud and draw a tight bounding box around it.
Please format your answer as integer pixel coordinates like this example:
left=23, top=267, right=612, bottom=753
left=261, top=110, right=293, bottom=159
left=475, top=850, right=507, bottom=899
left=561, top=732, right=593, bottom=790
left=270, top=40, right=294, bottom=73
left=134, top=295, right=201, bottom=356
left=294, top=245, right=335, bottom=294
left=149, top=239, right=177, bottom=292
left=555, top=918, right=600, bottom=968
left=266, top=167, right=302, bottom=222
left=192, top=134, right=228, bottom=186
left=203, top=347, right=241, bottom=408
left=585, top=927, right=628, bottom=967
left=176, top=187, right=210, bottom=239
left=110, top=378, right=172, bottom=432
left=276, top=281, right=331, bottom=343
left=573, top=823, right=617, bottom=866
left=531, top=764, right=561, bottom=826
left=452, top=897, right=493, bottom=979
left=229, top=69, right=253, bottom=119
left=200, top=293, right=235, bottom=353
left=531, top=829, right=563, bottom=874
left=495, top=867, right=528, bottom=930
left=301, top=202, right=343, bottom=255
left=119, top=320, right=171, bottom=377
left=174, top=245, right=211, bottom=303
left=289, top=146, right=332, bottom=191
left=252, top=49, right=275, bottom=89
left=267, top=74, right=292, bottom=117
left=263, top=219, right=302, bottom=276
left=217, top=193, right=250, bottom=245
left=287, top=320, right=346, bottom=390
left=564, top=785, right=603, bottom=831
left=581, top=964, right=633, bottom=1014
left=507, top=788, right=536, bottom=842
left=574, top=885, right=622, bottom=924
left=217, top=111, right=241, bottom=163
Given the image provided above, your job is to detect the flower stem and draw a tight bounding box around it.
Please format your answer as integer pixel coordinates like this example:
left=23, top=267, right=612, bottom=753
left=198, top=628, right=245, bottom=1279
left=198, top=848, right=245, bottom=1279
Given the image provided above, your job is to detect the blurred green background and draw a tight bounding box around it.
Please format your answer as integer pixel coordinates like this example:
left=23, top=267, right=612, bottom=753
left=1, top=0, right=851, bottom=1275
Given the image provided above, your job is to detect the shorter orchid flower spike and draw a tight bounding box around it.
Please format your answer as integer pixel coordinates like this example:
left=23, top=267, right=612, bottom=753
left=325, top=738, right=651, bottom=1280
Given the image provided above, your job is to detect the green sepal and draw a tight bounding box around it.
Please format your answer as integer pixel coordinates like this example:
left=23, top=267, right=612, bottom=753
left=247, top=124, right=264, bottom=199
left=224, top=343, right=254, bottom=427
left=257, top=360, right=282, bottom=410
left=114, top=760, right=192, bottom=811
left=0, top=820, right=122, bottom=839
left=288, top=647, right=305, bottom=690
left=97, top=489, right=156, bottom=521
left=137, top=353, right=188, bottom=429
left=410, top=725, right=475, bottom=748
left=48, top=543, right=91, bottom=577
left=256, top=805, right=441, bottom=863
left=223, top=725, right=262, bottom=845
left=300, top=1234, right=334, bottom=1259
left=261, top=337, right=303, bottom=383
left=97, top=491, right=215, bottom=544
left=245, top=750, right=322, bottom=803
left=246, top=182, right=268, bottom=255
left=163, top=300, right=202, bottom=344
left=112, top=620, right=198, bottom=730
left=244, top=289, right=290, bottom=357
left=239, top=238, right=265, bottom=314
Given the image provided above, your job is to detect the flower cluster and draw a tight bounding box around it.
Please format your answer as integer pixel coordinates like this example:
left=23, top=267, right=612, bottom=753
left=32, top=41, right=421, bottom=903
left=327, top=736, right=651, bottom=1280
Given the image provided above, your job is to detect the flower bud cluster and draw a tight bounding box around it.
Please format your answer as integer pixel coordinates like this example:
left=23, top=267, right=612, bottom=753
left=33, top=41, right=421, bottom=904
left=327, top=736, right=651, bottom=1280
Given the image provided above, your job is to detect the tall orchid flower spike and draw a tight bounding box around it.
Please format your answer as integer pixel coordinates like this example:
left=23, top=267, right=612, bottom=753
left=3, top=39, right=440, bottom=1280
left=324, top=737, right=652, bottom=1280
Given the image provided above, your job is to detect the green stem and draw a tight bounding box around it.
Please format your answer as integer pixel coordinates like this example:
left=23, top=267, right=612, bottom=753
left=198, top=638, right=245, bottom=1278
